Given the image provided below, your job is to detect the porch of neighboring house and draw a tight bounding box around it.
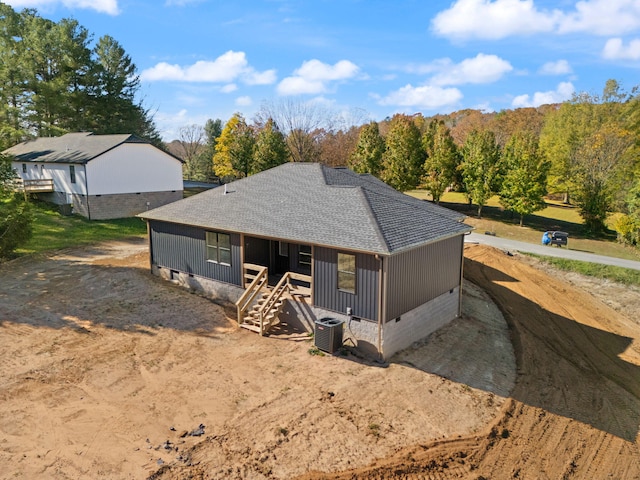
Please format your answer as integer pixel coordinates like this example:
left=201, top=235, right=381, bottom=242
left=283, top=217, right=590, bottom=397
left=236, top=236, right=312, bottom=335
left=15, top=178, right=55, bottom=193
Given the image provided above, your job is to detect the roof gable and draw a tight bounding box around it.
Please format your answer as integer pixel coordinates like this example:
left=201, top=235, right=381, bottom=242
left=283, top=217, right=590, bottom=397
left=140, top=163, right=471, bottom=255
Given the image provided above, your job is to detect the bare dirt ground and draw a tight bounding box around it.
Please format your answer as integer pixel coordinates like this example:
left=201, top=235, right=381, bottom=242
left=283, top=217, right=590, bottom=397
left=0, top=239, right=639, bottom=479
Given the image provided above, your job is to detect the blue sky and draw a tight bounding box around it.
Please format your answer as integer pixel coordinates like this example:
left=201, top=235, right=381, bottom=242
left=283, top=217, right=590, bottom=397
left=5, top=0, right=640, bottom=140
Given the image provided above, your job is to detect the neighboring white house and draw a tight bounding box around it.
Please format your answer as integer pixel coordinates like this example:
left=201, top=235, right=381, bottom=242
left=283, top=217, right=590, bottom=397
left=4, top=132, right=184, bottom=219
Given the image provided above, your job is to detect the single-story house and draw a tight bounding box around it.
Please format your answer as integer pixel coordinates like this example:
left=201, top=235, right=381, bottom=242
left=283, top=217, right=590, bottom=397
left=3, top=132, right=183, bottom=219
left=138, top=162, right=472, bottom=360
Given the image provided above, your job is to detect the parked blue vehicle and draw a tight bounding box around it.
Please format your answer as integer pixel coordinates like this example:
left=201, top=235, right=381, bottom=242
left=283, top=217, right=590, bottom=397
left=542, top=231, right=569, bottom=247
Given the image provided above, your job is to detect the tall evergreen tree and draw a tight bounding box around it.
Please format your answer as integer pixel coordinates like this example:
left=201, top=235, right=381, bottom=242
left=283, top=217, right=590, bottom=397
left=0, top=4, right=28, bottom=148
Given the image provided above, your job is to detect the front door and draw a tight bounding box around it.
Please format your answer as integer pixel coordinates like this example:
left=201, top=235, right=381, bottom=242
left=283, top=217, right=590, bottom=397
left=274, top=241, right=290, bottom=274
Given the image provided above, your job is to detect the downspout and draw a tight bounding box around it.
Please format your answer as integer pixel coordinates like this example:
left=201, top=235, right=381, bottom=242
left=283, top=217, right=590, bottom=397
left=83, top=164, right=91, bottom=220
left=376, top=254, right=385, bottom=361
left=458, top=234, right=466, bottom=317
left=146, top=220, right=153, bottom=271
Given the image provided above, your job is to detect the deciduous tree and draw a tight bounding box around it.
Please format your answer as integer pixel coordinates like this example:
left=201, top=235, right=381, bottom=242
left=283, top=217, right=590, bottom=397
left=381, top=115, right=425, bottom=191
left=460, top=129, right=502, bottom=218
left=253, top=118, right=289, bottom=174
left=213, top=113, right=255, bottom=180
left=422, top=120, right=459, bottom=203
left=0, top=154, right=33, bottom=259
left=499, top=132, right=550, bottom=226
left=349, top=121, right=385, bottom=177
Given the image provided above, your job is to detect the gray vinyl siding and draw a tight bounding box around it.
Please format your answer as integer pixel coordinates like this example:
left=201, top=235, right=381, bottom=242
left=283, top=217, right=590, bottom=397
left=149, top=220, right=242, bottom=286
left=313, top=246, right=379, bottom=321
left=385, top=235, right=464, bottom=321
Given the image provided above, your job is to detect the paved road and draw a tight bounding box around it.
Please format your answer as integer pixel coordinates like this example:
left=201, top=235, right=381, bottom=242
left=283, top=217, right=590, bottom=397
left=465, top=232, right=640, bottom=271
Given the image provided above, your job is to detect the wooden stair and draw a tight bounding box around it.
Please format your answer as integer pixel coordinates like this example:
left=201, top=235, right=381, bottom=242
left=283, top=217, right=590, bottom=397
left=235, top=265, right=313, bottom=336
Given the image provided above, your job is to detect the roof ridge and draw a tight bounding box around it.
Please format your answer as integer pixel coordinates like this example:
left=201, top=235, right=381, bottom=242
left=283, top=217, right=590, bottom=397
left=358, top=187, right=392, bottom=254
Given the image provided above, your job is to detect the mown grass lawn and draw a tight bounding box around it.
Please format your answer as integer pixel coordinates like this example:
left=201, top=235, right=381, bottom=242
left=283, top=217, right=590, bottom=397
left=406, top=190, right=640, bottom=262
left=15, top=201, right=147, bottom=256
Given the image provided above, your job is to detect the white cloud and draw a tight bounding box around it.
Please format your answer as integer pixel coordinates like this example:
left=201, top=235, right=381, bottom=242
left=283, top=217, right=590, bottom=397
left=379, top=84, right=463, bottom=109
left=244, top=69, right=278, bottom=86
left=4, top=0, right=119, bottom=14
left=558, top=0, right=640, bottom=35
left=539, top=60, right=572, bottom=75
left=603, top=37, right=640, bottom=60
left=432, top=0, right=559, bottom=40
left=235, top=96, right=252, bottom=106
left=432, top=0, right=640, bottom=40
left=430, top=54, right=513, bottom=85
left=140, top=51, right=277, bottom=86
left=512, top=81, right=575, bottom=107
left=220, top=84, right=238, bottom=93
left=277, top=59, right=360, bottom=95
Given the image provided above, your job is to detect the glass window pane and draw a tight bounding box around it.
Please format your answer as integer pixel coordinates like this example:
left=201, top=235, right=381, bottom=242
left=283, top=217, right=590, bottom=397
left=218, top=233, right=230, bottom=249
left=206, top=232, right=217, bottom=248
left=338, top=271, right=356, bottom=293
left=219, top=248, right=231, bottom=265
left=338, top=253, right=355, bottom=274
left=207, top=245, right=218, bottom=261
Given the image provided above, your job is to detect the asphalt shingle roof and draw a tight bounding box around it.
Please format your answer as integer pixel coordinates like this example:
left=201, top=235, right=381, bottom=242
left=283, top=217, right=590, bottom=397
left=3, top=132, right=146, bottom=164
left=139, top=162, right=471, bottom=255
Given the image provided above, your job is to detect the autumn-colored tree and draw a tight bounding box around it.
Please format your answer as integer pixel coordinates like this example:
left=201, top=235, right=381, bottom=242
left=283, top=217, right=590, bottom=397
left=540, top=80, right=636, bottom=231
left=213, top=113, right=255, bottom=180
left=460, top=129, right=502, bottom=218
left=499, top=132, right=550, bottom=226
left=318, top=126, right=359, bottom=167
left=381, top=115, right=425, bottom=191
left=491, top=107, right=547, bottom=148
left=422, top=120, right=459, bottom=203
left=252, top=118, right=289, bottom=174
left=349, top=121, right=385, bottom=177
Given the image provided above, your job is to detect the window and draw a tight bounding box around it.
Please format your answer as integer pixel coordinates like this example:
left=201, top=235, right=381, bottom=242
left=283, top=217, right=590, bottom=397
left=337, top=252, right=356, bottom=294
left=299, top=245, right=312, bottom=268
left=206, top=231, right=231, bottom=265
left=69, top=165, right=76, bottom=184
left=279, top=241, right=289, bottom=257
left=22, top=164, right=26, bottom=173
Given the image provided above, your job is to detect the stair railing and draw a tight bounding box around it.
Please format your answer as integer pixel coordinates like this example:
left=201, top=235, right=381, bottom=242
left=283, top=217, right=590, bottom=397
left=235, top=264, right=268, bottom=325
left=258, top=272, right=291, bottom=336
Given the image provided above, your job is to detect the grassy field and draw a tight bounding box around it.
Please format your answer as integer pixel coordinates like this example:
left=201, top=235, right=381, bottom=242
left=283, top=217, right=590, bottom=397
left=521, top=253, right=640, bottom=286
left=407, top=190, right=640, bottom=262
left=15, top=201, right=147, bottom=256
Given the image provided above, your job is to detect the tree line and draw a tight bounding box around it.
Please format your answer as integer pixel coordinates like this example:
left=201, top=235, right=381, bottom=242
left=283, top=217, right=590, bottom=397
left=0, top=3, right=160, bottom=150
left=176, top=80, right=638, bottom=246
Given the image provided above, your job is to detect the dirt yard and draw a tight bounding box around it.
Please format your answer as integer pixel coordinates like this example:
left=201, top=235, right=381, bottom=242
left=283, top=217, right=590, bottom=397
left=0, top=239, right=639, bottom=479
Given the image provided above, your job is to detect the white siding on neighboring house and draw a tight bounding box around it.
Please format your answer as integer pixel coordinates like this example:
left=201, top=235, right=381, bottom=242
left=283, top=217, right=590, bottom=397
left=12, top=162, right=87, bottom=196
left=86, top=143, right=183, bottom=195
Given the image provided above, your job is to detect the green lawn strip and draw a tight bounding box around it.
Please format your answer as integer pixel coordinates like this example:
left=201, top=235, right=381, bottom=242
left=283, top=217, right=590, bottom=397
left=406, top=190, right=640, bottom=262
left=15, top=201, right=147, bottom=256
left=522, top=252, right=640, bottom=287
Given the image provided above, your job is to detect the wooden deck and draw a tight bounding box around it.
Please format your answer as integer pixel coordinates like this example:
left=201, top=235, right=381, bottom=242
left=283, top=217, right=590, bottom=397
left=16, top=178, right=55, bottom=193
